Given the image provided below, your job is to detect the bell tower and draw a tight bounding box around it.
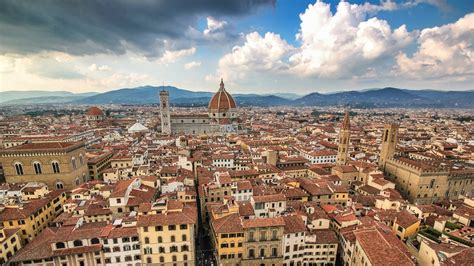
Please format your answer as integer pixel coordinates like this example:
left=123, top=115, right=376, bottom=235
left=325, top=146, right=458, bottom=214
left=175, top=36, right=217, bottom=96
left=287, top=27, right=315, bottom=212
left=379, top=123, right=399, bottom=169
left=336, top=111, right=351, bottom=165
left=159, top=89, right=171, bottom=134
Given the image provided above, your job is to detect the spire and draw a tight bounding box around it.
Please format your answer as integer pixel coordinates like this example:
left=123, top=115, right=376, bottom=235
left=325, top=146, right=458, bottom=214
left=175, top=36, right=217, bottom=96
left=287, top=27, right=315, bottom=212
left=219, top=78, right=224, bottom=91
left=342, top=110, right=350, bottom=130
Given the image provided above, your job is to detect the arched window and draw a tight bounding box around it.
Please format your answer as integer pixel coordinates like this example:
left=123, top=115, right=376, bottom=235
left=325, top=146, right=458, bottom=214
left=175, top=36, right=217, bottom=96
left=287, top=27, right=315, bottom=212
left=159, top=256, right=164, bottom=263
left=73, top=240, right=83, bottom=247
left=82, top=173, right=87, bottom=183
left=172, top=255, right=177, bottom=262
left=91, top=238, right=100, bottom=244
left=146, top=257, right=152, bottom=263
left=171, top=235, right=175, bottom=242
left=182, top=234, right=187, bottom=241
left=157, top=236, right=162, bottom=243
left=33, top=161, right=42, bottom=174
left=124, top=245, right=131, bottom=251
left=144, top=247, right=152, bottom=254
left=14, top=162, right=24, bottom=175
left=55, top=242, right=65, bottom=249
left=170, top=246, right=178, bottom=252
left=181, top=245, right=189, bottom=251
left=118, top=207, right=123, bottom=213
left=144, top=237, right=149, bottom=244
left=71, top=157, right=77, bottom=169
left=79, top=154, right=84, bottom=165
left=55, top=182, right=64, bottom=190
left=183, top=255, right=188, bottom=261
left=51, top=161, right=60, bottom=173
left=159, top=247, right=165, bottom=253
left=75, top=178, right=80, bottom=186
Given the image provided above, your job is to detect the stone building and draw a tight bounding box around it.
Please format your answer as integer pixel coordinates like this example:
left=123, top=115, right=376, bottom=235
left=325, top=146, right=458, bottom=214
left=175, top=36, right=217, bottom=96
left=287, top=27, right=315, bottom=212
left=336, top=111, right=351, bottom=166
left=160, top=79, right=244, bottom=135
left=0, top=142, right=89, bottom=190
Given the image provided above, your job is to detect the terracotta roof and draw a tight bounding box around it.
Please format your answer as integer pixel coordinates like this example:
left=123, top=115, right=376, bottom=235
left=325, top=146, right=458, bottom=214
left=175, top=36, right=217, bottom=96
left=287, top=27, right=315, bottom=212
left=208, top=79, right=236, bottom=111
left=86, top=106, right=104, bottom=116
left=241, top=217, right=285, bottom=228
left=283, top=215, right=306, bottom=234
left=212, top=213, right=243, bottom=233
left=253, top=193, right=286, bottom=203
left=137, top=207, right=197, bottom=227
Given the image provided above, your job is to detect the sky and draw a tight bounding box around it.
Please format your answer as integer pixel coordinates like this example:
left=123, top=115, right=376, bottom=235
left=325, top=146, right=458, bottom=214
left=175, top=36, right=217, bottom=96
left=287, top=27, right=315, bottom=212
left=0, top=0, right=473, bottom=95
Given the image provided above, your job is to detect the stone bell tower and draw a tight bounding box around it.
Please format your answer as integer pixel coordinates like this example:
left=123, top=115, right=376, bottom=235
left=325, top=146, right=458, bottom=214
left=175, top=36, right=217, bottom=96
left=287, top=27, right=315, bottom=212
left=159, top=89, right=171, bottom=134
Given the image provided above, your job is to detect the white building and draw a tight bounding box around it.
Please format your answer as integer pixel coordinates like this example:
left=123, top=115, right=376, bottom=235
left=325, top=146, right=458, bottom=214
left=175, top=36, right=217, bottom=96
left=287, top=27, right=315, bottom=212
left=283, top=215, right=307, bottom=266
left=103, top=224, right=141, bottom=265
left=251, top=193, right=286, bottom=218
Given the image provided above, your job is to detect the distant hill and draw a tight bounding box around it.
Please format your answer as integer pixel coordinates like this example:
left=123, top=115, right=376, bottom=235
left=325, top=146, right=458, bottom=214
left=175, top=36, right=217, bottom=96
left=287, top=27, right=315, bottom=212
left=0, top=90, right=98, bottom=104
left=1, top=96, right=86, bottom=105
left=2, top=86, right=473, bottom=108
left=74, top=86, right=213, bottom=104
left=294, top=87, right=473, bottom=108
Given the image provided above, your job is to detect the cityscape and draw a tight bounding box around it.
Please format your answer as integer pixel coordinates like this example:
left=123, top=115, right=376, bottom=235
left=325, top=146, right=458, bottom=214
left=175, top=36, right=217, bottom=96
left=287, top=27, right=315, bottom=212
left=0, top=1, right=473, bottom=266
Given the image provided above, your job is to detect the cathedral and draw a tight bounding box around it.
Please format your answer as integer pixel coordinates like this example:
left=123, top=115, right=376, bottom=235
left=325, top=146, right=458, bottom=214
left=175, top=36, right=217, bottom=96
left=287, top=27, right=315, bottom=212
left=159, top=79, right=244, bottom=135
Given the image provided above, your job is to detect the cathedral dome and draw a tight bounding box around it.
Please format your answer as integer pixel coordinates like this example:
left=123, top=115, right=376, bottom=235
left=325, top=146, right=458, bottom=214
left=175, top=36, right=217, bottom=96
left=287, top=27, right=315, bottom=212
left=208, top=79, right=236, bottom=112
left=86, top=106, right=104, bottom=116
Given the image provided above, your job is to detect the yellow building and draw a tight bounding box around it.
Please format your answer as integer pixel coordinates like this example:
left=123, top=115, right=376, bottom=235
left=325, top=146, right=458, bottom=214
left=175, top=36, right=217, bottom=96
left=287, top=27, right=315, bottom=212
left=211, top=213, right=244, bottom=265
left=0, top=227, right=22, bottom=264
left=0, top=189, right=67, bottom=244
left=137, top=204, right=197, bottom=265
left=0, top=142, right=89, bottom=190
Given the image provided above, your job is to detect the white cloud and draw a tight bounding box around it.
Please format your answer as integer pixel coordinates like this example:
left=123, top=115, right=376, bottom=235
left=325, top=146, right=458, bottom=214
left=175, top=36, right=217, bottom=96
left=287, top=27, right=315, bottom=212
left=204, top=17, right=227, bottom=36
left=88, top=63, right=111, bottom=72
left=184, top=61, right=201, bottom=70
left=215, top=32, right=294, bottom=80
left=158, top=47, right=196, bottom=64
left=288, top=1, right=416, bottom=78
left=212, top=1, right=417, bottom=81
left=395, top=13, right=474, bottom=80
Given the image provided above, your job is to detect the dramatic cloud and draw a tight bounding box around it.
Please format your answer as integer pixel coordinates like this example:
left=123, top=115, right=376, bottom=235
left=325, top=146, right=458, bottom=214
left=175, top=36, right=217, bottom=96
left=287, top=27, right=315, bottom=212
left=215, top=32, right=293, bottom=80
left=395, top=13, right=474, bottom=80
left=288, top=1, right=416, bottom=78
left=0, top=0, right=275, bottom=58
left=184, top=61, right=202, bottom=70
left=214, top=1, right=416, bottom=80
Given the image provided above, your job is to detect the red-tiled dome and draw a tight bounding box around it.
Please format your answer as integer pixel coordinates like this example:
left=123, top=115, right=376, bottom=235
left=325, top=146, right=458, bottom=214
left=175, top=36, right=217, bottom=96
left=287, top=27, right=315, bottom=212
left=208, top=79, right=236, bottom=111
left=86, top=106, right=104, bottom=116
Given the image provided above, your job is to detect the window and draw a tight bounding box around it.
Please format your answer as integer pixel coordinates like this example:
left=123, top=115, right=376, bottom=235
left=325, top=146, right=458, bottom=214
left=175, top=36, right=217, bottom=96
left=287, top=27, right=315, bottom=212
left=144, top=247, right=152, bottom=254
left=248, top=231, right=255, bottom=241
left=260, top=248, right=265, bottom=257
left=182, top=234, right=187, bottom=241
left=272, top=230, right=278, bottom=240
left=249, top=249, right=255, bottom=259
left=260, top=231, right=267, bottom=241
left=33, top=162, right=42, bottom=174
left=51, top=161, right=60, bottom=174
left=55, top=242, right=65, bottom=249
left=182, top=245, right=189, bottom=251
left=55, top=182, right=64, bottom=190
left=159, top=247, right=165, bottom=253
left=170, top=246, right=178, bottom=252
left=91, top=238, right=100, bottom=244
left=147, top=257, right=152, bottom=263
left=272, top=247, right=278, bottom=257
left=159, top=257, right=164, bottom=263
left=171, top=235, right=175, bottom=242
left=158, top=236, right=163, bottom=243
left=79, top=154, right=84, bottom=165
left=144, top=237, right=149, bottom=244
left=155, top=226, right=163, bottom=231
left=180, top=224, right=188, bottom=230
left=168, top=225, right=176, bottom=230
left=14, top=162, right=24, bottom=175
left=73, top=240, right=83, bottom=247
left=72, top=157, right=77, bottom=169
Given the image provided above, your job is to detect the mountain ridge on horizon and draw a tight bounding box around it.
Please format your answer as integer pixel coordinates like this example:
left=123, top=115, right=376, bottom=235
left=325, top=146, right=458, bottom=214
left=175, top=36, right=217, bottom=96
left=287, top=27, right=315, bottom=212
left=1, top=86, right=473, bottom=108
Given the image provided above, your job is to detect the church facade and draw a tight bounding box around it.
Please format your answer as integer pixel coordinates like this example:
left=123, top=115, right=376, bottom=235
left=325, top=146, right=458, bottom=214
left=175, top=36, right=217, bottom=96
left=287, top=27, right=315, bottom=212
left=160, top=79, right=244, bottom=135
